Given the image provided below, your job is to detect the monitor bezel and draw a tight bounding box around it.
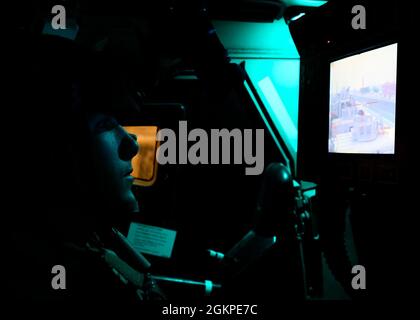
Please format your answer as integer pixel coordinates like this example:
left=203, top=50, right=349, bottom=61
left=326, top=40, right=400, bottom=159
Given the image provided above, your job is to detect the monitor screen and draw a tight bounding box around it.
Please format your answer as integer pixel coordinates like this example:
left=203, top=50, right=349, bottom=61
left=124, top=126, right=159, bottom=187
left=328, top=43, right=398, bottom=154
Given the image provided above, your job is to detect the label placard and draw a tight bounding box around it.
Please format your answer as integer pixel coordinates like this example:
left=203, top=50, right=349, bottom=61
left=127, top=222, right=177, bottom=259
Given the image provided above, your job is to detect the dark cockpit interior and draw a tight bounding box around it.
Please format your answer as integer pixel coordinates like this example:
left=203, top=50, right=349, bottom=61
left=5, top=0, right=415, bottom=309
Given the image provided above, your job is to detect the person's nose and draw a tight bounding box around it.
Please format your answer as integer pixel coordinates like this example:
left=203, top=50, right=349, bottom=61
left=119, top=130, right=140, bottom=161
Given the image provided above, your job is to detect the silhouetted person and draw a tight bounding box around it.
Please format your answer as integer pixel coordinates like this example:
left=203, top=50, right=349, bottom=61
left=5, top=34, right=161, bottom=304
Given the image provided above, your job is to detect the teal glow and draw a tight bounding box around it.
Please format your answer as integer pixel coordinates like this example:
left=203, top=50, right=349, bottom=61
left=290, top=13, right=306, bottom=21
left=152, top=276, right=203, bottom=286
left=152, top=276, right=221, bottom=290
left=284, top=0, right=327, bottom=7
left=213, top=19, right=299, bottom=59
left=242, top=59, right=300, bottom=163
left=304, top=189, right=316, bottom=198
left=205, top=280, right=213, bottom=296
left=216, top=18, right=300, bottom=168
left=273, top=236, right=277, bottom=243
left=208, top=249, right=224, bottom=260
left=259, top=76, right=298, bottom=154
left=42, top=20, right=79, bottom=40
left=244, top=81, right=290, bottom=170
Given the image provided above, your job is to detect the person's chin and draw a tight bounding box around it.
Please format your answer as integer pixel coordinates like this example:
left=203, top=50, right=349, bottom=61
left=101, top=195, right=138, bottom=230
left=120, top=191, right=139, bottom=213
left=126, top=195, right=139, bottom=213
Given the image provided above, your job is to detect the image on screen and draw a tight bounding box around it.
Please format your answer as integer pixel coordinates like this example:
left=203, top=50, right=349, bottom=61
left=329, top=43, right=397, bottom=154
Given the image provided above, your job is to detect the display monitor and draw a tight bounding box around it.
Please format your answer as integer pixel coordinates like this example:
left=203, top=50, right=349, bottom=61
left=328, top=43, right=398, bottom=154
